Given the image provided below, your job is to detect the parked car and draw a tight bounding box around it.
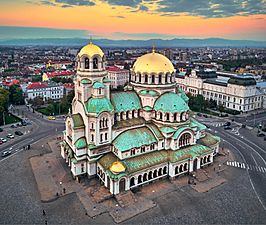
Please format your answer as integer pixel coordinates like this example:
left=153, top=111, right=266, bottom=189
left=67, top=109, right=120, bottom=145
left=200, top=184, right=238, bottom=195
left=7, top=134, right=14, bottom=139
left=0, top=128, right=3, bottom=132
left=224, top=126, right=232, bottom=130
left=203, top=114, right=208, bottom=118
left=15, top=131, right=23, bottom=136
left=257, top=133, right=265, bottom=137
left=0, top=138, right=7, bottom=143
left=197, top=113, right=202, bottom=117
left=1, top=150, right=11, bottom=157
left=0, top=140, right=3, bottom=145
left=241, top=124, right=246, bottom=128
left=223, top=122, right=231, bottom=127
left=10, top=124, right=17, bottom=128
left=48, top=116, right=56, bottom=120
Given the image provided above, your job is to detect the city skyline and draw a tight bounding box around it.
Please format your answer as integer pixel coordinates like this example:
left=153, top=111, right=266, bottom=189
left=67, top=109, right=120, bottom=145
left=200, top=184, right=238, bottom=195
left=0, top=0, right=265, bottom=41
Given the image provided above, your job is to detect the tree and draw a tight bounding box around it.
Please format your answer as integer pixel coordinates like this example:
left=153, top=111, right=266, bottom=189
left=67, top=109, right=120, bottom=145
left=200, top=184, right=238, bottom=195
left=0, top=88, right=10, bottom=125
left=9, top=85, right=25, bottom=105
left=32, top=96, right=44, bottom=107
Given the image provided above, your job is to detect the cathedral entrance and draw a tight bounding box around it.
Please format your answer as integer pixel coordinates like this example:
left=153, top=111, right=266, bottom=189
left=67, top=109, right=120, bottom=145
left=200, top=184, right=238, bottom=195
left=119, top=178, right=126, bottom=193
left=193, top=158, right=198, bottom=171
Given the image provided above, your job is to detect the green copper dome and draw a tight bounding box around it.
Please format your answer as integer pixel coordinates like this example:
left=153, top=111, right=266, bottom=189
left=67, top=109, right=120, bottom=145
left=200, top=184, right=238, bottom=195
left=93, top=81, right=105, bottom=89
left=85, top=97, right=113, bottom=115
left=153, top=92, right=189, bottom=113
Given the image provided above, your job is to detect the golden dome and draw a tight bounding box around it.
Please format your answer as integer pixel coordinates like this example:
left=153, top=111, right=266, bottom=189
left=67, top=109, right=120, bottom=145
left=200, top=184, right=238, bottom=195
left=78, top=41, right=104, bottom=58
left=110, top=161, right=126, bottom=174
left=133, top=51, right=175, bottom=74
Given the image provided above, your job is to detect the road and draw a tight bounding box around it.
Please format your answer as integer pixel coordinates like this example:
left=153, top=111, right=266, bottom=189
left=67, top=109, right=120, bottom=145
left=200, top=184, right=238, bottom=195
left=197, top=115, right=266, bottom=211
left=0, top=105, right=65, bottom=160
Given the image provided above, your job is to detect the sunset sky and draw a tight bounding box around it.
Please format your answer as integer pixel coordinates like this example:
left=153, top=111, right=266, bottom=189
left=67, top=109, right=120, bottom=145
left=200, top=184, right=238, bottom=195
left=0, top=0, right=265, bottom=40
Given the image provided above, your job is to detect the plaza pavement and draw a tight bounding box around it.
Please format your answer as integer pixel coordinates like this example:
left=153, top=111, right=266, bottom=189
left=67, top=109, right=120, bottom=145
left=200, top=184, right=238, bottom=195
left=29, top=137, right=237, bottom=223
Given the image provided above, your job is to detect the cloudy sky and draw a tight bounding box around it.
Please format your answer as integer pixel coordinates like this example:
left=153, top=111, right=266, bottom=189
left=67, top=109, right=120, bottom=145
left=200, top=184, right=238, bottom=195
left=0, top=0, right=265, bottom=40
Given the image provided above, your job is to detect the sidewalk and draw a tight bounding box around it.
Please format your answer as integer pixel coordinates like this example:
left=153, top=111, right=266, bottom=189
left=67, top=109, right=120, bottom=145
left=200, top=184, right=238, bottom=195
left=30, top=140, right=233, bottom=223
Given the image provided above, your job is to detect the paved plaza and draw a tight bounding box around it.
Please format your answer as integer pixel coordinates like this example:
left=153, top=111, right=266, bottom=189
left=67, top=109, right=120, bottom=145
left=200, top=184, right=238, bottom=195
left=0, top=135, right=266, bottom=224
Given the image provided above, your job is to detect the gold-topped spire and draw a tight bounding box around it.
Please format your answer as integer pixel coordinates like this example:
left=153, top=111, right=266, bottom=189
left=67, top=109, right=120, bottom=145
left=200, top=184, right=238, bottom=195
left=90, top=36, right=92, bottom=44
left=152, top=44, right=155, bottom=53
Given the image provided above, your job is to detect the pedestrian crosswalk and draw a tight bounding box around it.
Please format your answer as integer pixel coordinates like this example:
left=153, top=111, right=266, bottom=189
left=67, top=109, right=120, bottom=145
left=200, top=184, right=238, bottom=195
left=226, top=161, right=266, bottom=173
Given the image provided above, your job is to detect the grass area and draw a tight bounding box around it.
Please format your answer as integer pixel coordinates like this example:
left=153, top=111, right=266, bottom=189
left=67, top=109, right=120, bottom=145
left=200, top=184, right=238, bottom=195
left=2, top=113, right=21, bottom=125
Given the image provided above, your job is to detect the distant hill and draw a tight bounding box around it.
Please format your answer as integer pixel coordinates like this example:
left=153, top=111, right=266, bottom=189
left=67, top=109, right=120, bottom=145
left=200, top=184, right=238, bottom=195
left=0, top=37, right=265, bottom=47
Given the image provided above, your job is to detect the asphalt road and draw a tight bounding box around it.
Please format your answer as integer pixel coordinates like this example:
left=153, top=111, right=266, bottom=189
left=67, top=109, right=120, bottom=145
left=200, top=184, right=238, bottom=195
left=0, top=112, right=265, bottom=224
left=0, top=105, right=65, bottom=160
left=200, top=116, right=266, bottom=212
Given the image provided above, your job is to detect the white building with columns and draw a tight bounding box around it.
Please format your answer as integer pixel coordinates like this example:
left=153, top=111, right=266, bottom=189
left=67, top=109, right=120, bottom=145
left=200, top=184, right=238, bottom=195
left=176, top=70, right=264, bottom=112
left=61, top=42, right=220, bottom=195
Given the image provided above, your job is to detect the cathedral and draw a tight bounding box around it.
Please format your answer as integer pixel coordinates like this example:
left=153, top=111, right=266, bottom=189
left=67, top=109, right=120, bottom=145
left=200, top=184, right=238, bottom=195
left=61, top=41, right=220, bottom=195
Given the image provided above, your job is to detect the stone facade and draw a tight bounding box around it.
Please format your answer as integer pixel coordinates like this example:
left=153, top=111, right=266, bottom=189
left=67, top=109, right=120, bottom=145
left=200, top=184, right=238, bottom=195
left=61, top=43, right=220, bottom=195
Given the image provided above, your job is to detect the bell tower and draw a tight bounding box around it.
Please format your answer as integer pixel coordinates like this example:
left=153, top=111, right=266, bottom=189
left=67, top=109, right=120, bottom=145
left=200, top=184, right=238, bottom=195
left=73, top=38, right=110, bottom=108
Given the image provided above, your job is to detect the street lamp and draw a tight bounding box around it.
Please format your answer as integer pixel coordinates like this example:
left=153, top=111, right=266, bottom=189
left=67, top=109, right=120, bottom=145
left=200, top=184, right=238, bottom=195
left=59, top=181, right=62, bottom=195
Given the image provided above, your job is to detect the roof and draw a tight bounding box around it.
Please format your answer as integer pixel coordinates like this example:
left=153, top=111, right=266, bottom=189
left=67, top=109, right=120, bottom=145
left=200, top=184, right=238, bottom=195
left=168, top=144, right=212, bottom=163
left=81, top=78, right=92, bottom=84
left=85, top=97, right=113, bottom=115
left=113, top=126, right=157, bottom=152
left=78, top=42, right=104, bottom=58
left=177, top=88, right=189, bottom=102
left=190, top=118, right=206, bottom=131
left=228, top=77, right=256, bottom=86
left=27, top=82, right=48, bottom=89
left=204, top=79, right=227, bottom=87
left=92, top=81, right=105, bottom=89
left=143, top=106, right=153, bottom=111
left=139, top=89, right=160, bottom=97
left=173, top=126, right=193, bottom=139
left=160, top=126, right=176, bottom=134
left=74, top=137, right=87, bottom=149
left=198, top=132, right=220, bottom=147
left=110, top=91, right=142, bottom=113
left=153, top=92, right=189, bottom=113
left=99, top=144, right=212, bottom=177
left=107, top=66, right=128, bottom=73
left=72, top=114, right=85, bottom=129
left=63, top=83, right=74, bottom=89
left=133, top=52, right=175, bottom=74
left=46, top=71, right=74, bottom=78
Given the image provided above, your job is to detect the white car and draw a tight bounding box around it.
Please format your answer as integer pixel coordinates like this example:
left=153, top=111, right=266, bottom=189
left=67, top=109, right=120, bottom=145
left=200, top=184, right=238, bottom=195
left=7, top=134, right=14, bottom=139
left=0, top=138, right=7, bottom=142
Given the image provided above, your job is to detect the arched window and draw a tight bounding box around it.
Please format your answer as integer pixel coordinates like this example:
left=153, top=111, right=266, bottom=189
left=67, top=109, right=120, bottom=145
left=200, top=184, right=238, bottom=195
left=165, top=74, right=168, bottom=83
left=179, top=132, right=192, bottom=148
left=173, top=113, right=177, bottom=121
left=93, top=57, right=98, bottom=69
left=105, top=133, right=108, bottom=140
left=159, top=112, right=163, bottom=120
left=145, top=74, right=148, bottom=83
left=91, top=134, right=94, bottom=142
left=85, top=58, right=90, bottom=69
left=138, top=74, right=141, bottom=83
left=151, top=74, right=155, bottom=84
left=158, top=74, right=162, bottom=84
left=166, top=113, right=170, bottom=121
left=130, top=177, right=135, bottom=187
left=126, top=111, right=129, bottom=119
left=138, top=175, right=142, bottom=184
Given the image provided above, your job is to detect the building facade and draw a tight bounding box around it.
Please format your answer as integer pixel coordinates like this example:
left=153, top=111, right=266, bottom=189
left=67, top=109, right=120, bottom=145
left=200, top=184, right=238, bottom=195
left=26, top=82, right=64, bottom=101
left=61, top=43, right=220, bottom=195
left=107, top=66, right=129, bottom=89
left=176, top=70, right=265, bottom=112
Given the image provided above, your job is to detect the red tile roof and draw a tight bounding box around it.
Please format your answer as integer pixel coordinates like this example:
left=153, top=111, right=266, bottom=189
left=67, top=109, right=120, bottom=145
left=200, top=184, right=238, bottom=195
left=63, top=83, right=74, bottom=89
left=27, top=82, right=48, bottom=89
left=107, top=66, right=127, bottom=72
left=3, top=79, right=20, bottom=87
left=46, top=71, right=75, bottom=78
